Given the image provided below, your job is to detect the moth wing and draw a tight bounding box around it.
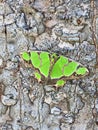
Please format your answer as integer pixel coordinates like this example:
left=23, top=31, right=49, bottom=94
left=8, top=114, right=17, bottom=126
left=50, top=54, right=89, bottom=80
left=21, top=51, right=89, bottom=86
left=39, top=52, right=50, bottom=77
left=50, top=56, right=68, bottom=79
left=63, top=61, right=79, bottom=77
left=30, top=51, right=41, bottom=68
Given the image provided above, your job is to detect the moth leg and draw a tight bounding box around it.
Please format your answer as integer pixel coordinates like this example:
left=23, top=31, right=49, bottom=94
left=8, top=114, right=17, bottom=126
left=34, top=72, right=41, bottom=82
left=55, top=79, right=66, bottom=89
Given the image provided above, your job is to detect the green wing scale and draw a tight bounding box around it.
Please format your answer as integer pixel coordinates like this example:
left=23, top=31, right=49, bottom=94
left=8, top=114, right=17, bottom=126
left=30, top=51, right=50, bottom=77
left=39, top=52, right=50, bottom=77
left=21, top=51, right=89, bottom=87
left=50, top=56, right=68, bottom=79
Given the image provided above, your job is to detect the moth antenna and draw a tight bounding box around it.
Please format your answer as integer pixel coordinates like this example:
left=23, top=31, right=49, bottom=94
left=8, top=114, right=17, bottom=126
left=14, top=55, right=21, bottom=63
left=47, top=49, right=52, bottom=54
left=31, top=46, right=40, bottom=51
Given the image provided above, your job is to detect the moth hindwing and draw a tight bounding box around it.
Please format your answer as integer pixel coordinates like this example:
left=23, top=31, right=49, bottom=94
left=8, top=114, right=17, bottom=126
left=21, top=51, right=89, bottom=87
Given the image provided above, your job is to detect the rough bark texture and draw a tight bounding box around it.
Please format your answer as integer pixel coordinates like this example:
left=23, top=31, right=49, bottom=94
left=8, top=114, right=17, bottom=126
left=0, top=0, right=98, bottom=130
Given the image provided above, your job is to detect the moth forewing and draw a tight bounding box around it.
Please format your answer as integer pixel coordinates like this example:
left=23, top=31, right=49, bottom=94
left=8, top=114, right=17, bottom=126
left=50, top=55, right=89, bottom=80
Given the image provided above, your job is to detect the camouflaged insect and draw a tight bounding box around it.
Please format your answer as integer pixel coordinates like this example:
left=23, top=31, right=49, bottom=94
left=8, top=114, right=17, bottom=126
left=21, top=51, right=89, bottom=87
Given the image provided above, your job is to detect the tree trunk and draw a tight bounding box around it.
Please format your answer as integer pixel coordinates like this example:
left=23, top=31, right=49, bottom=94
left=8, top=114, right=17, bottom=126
left=0, top=0, right=98, bottom=130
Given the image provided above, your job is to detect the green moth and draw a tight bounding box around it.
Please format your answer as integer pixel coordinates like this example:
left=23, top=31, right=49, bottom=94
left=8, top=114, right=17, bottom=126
left=21, top=51, right=89, bottom=88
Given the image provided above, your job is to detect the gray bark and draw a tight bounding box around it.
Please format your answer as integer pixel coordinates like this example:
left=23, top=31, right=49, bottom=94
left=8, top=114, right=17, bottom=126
left=0, top=0, right=98, bottom=130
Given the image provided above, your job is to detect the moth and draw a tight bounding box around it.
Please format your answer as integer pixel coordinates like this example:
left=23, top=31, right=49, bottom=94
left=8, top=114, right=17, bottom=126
left=21, top=51, right=89, bottom=88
